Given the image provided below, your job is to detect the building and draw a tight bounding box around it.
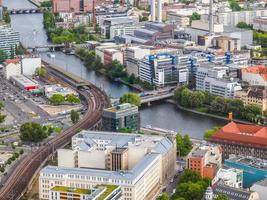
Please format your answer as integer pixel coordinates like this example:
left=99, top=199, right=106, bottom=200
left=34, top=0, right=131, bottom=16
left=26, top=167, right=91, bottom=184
left=10, top=75, right=38, bottom=91
left=125, top=46, right=151, bottom=77
left=40, top=130, right=177, bottom=200
left=44, top=84, right=78, bottom=98
left=166, top=11, right=190, bottom=27
left=253, top=17, right=267, bottom=32
left=241, top=65, right=267, bottom=87
left=235, top=86, right=267, bottom=113
left=3, top=59, right=21, bottom=80
left=0, top=24, right=20, bottom=57
left=250, top=179, right=267, bottom=200
left=210, top=122, right=267, bottom=159
left=21, top=56, right=41, bottom=76
left=203, top=180, right=260, bottom=200
left=212, top=168, right=243, bottom=188
left=224, top=155, right=267, bottom=188
left=49, top=185, right=122, bottom=200
left=196, top=65, right=242, bottom=98
left=212, top=36, right=240, bottom=52
left=102, top=103, right=140, bottom=132
left=95, top=43, right=124, bottom=65
left=187, top=144, right=222, bottom=179
left=218, top=9, right=267, bottom=27
left=139, top=53, right=189, bottom=87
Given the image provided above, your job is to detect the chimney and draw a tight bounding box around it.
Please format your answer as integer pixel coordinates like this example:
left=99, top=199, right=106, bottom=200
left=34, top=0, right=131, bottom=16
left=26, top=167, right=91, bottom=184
left=209, top=0, right=214, bottom=34
left=150, top=0, right=155, bottom=21
left=157, top=0, right=162, bottom=23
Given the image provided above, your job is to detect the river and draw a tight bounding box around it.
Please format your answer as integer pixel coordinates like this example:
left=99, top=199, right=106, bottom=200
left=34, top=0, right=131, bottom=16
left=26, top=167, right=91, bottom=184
left=3, top=0, right=227, bottom=139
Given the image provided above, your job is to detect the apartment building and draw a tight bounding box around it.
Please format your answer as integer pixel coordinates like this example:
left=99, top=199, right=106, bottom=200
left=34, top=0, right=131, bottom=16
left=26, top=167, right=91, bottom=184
left=40, top=131, right=177, bottom=200
left=235, top=86, right=267, bottom=113
left=102, top=103, right=140, bottom=132
left=187, top=145, right=222, bottom=179
left=210, top=122, right=267, bottom=159
left=0, top=24, right=20, bottom=57
left=139, top=53, right=189, bottom=87
left=196, top=65, right=242, bottom=98
left=212, top=168, right=243, bottom=189
left=253, top=17, right=267, bottom=32
left=241, top=65, right=267, bottom=87
left=95, top=44, right=124, bottom=65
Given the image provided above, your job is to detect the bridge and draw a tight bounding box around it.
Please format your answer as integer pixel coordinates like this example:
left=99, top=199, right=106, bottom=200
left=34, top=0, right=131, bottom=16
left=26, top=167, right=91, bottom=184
left=27, top=44, right=65, bottom=51
left=140, top=87, right=176, bottom=105
left=8, top=8, right=42, bottom=15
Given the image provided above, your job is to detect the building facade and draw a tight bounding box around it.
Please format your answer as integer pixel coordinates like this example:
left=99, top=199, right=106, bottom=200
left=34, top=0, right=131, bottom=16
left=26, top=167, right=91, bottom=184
left=210, top=122, right=267, bottom=159
left=102, top=103, right=140, bottom=132
left=241, top=65, right=267, bottom=87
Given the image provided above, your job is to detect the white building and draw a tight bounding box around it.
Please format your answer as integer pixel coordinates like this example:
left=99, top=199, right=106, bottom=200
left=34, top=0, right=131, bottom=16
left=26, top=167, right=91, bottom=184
left=139, top=53, right=189, bottom=87
left=241, top=65, right=267, bottom=87
left=125, top=46, right=151, bottom=77
left=95, top=43, right=124, bottom=65
left=212, top=168, right=243, bottom=189
left=0, top=24, right=20, bottom=57
left=3, top=59, right=22, bottom=80
left=250, top=179, right=267, bottom=200
left=44, top=84, right=78, bottom=98
left=21, top=56, right=42, bottom=76
left=39, top=131, right=177, bottom=200
left=253, top=17, right=267, bottom=32
left=196, top=65, right=242, bottom=98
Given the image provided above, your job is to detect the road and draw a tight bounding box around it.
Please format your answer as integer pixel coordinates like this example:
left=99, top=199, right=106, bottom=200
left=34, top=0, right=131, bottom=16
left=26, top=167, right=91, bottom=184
left=0, top=69, right=108, bottom=199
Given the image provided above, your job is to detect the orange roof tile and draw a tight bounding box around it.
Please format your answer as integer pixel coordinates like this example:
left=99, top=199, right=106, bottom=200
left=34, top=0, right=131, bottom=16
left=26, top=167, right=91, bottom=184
left=211, top=122, right=267, bottom=147
left=4, top=59, right=20, bottom=64
left=242, top=65, right=267, bottom=81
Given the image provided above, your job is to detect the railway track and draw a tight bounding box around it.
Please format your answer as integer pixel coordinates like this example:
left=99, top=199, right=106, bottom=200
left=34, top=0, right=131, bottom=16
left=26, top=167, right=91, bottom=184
left=0, top=69, right=108, bottom=200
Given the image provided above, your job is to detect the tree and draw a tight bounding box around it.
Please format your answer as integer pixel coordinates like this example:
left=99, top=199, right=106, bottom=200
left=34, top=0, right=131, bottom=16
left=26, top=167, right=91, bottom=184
left=10, top=46, right=15, bottom=59
left=120, top=93, right=141, bottom=107
left=228, top=0, right=242, bottom=11
left=20, top=122, right=48, bottom=143
left=35, top=67, right=47, bottom=77
left=49, top=94, right=65, bottom=105
left=204, top=127, right=220, bottom=140
left=236, top=22, right=253, bottom=30
left=176, top=133, right=193, bottom=157
left=190, top=12, right=200, bottom=23
left=70, top=110, right=80, bottom=124
left=243, top=104, right=262, bottom=122
left=66, top=94, right=80, bottom=104
left=179, top=169, right=202, bottom=184
left=156, top=193, right=169, bottom=200
left=0, top=102, right=6, bottom=124
left=0, top=49, right=7, bottom=63
left=214, top=194, right=229, bottom=200
left=19, top=149, right=24, bottom=155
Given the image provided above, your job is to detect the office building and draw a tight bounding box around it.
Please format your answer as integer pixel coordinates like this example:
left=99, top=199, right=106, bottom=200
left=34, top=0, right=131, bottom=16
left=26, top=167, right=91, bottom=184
left=139, top=53, right=189, bottom=87
left=40, top=130, right=177, bottom=200
left=210, top=122, right=267, bottom=159
left=225, top=155, right=267, bottom=188
left=21, top=56, right=41, bottom=76
left=187, top=144, right=222, bottom=179
left=102, top=103, right=140, bottom=132
left=0, top=24, right=20, bottom=57
left=212, top=168, right=243, bottom=189
left=235, top=86, right=267, bottom=113
left=241, top=65, right=267, bottom=87
left=10, top=75, right=38, bottom=91
left=196, top=65, right=242, bottom=98
left=125, top=46, right=151, bottom=77
left=95, top=43, right=124, bottom=65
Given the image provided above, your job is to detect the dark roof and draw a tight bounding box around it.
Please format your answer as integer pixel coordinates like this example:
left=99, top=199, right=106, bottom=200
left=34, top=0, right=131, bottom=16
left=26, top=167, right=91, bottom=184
left=212, top=180, right=253, bottom=200
left=247, top=86, right=266, bottom=99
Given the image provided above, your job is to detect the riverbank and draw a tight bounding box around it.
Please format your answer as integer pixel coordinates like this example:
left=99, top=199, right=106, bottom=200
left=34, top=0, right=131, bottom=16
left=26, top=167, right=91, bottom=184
left=166, top=99, right=255, bottom=125
left=27, top=0, right=41, bottom=7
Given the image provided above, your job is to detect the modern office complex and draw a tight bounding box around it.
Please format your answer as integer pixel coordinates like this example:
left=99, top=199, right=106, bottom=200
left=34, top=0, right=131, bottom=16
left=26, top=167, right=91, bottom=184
left=210, top=122, right=267, bottom=159
left=40, top=130, right=177, bottom=200
left=102, top=103, right=140, bottom=132
left=139, top=53, right=189, bottom=87
left=0, top=24, right=20, bottom=57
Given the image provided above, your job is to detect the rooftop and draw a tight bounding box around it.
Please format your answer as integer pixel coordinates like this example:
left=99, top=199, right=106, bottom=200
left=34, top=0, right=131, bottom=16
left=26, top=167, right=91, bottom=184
left=51, top=186, right=91, bottom=195
left=211, top=122, right=267, bottom=147
left=242, top=65, right=267, bottom=81
left=104, top=103, right=137, bottom=113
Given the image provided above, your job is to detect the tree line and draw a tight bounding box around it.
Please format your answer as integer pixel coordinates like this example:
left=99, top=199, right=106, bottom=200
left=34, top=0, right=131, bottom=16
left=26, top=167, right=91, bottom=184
left=174, top=86, right=263, bottom=123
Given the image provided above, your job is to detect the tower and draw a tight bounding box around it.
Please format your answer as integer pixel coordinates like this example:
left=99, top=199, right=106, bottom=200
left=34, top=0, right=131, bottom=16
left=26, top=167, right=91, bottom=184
left=157, top=0, right=162, bottom=22
left=205, top=186, right=213, bottom=200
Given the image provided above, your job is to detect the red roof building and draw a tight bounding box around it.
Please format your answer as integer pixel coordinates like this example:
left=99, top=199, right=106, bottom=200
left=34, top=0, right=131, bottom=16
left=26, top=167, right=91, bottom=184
left=210, top=122, right=267, bottom=159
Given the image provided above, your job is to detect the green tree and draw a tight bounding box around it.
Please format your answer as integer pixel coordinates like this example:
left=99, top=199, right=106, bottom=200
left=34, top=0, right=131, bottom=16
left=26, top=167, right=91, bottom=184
left=243, top=104, right=262, bottom=122
left=40, top=0, right=52, bottom=7
left=0, top=49, right=7, bottom=63
left=236, top=22, right=253, bottom=30
left=19, top=149, right=24, bottom=155
left=3, top=10, right=11, bottom=24
left=120, top=93, right=141, bottom=107
left=49, top=94, right=65, bottom=105
left=214, top=194, right=229, bottom=200
left=156, top=193, right=169, bottom=200
left=35, top=67, right=47, bottom=77
left=179, top=169, right=202, bottom=183
left=0, top=102, right=6, bottom=124
left=66, top=94, right=80, bottom=104
left=210, top=96, right=229, bottom=114
left=228, top=0, right=242, bottom=11
left=10, top=46, right=15, bottom=59
left=20, top=122, right=48, bottom=143
left=70, top=110, right=80, bottom=124
left=190, top=12, right=200, bottom=23
left=176, top=133, right=193, bottom=157
left=204, top=127, right=220, bottom=140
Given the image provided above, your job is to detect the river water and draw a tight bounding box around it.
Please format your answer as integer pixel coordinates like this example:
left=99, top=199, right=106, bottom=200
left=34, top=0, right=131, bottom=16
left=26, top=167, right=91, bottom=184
left=3, top=0, right=226, bottom=139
